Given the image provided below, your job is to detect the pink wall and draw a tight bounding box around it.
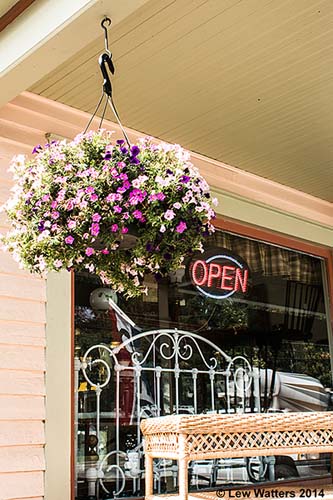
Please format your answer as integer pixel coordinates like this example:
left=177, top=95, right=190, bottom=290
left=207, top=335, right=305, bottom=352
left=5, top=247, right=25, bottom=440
left=0, top=118, right=46, bottom=498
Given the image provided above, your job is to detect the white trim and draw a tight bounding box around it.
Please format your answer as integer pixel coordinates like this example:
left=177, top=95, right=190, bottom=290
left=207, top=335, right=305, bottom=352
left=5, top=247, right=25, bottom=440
left=45, top=271, right=72, bottom=500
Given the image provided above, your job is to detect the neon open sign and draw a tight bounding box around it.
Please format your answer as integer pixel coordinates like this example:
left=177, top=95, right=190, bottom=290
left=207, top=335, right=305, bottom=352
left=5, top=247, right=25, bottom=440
left=190, top=251, right=249, bottom=299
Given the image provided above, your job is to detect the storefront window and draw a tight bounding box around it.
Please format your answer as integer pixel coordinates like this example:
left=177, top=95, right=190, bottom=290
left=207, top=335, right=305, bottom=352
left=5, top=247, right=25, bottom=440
left=74, top=230, right=332, bottom=499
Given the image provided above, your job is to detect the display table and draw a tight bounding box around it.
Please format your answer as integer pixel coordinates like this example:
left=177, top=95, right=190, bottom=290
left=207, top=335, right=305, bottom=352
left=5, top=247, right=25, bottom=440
left=141, top=412, right=333, bottom=500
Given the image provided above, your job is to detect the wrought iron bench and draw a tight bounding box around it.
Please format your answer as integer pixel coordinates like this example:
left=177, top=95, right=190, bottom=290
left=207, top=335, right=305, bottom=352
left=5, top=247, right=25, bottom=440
left=141, top=412, right=333, bottom=500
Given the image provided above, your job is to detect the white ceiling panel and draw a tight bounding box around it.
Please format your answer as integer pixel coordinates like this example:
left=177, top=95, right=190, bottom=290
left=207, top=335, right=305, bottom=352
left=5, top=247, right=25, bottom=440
left=30, top=0, right=333, bottom=202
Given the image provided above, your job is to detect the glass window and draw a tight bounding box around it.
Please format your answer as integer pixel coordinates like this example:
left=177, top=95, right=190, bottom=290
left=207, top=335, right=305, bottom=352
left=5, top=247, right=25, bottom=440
left=74, top=230, right=332, bottom=498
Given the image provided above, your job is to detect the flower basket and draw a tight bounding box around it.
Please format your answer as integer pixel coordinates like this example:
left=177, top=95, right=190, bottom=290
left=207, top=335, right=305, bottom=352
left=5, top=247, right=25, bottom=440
left=1, top=130, right=217, bottom=297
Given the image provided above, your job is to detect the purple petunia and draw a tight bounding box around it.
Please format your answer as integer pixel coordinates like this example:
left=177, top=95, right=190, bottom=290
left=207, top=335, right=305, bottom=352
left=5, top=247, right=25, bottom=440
left=176, top=221, right=187, bottom=233
left=180, top=175, right=190, bottom=183
left=131, top=145, right=140, bottom=156
left=32, top=144, right=42, bottom=154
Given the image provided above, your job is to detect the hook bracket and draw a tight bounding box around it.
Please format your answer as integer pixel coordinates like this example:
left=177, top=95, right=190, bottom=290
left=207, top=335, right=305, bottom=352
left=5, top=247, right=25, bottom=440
left=101, top=17, right=112, bottom=56
left=99, top=52, right=114, bottom=97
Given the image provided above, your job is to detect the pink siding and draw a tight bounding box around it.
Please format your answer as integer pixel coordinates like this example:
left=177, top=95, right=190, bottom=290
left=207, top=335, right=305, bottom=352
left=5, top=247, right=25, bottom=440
left=0, top=106, right=46, bottom=499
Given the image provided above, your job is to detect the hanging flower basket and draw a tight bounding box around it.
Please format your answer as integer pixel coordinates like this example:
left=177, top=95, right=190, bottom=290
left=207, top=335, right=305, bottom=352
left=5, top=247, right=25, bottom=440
left=1, top=130, right=217, bottom=297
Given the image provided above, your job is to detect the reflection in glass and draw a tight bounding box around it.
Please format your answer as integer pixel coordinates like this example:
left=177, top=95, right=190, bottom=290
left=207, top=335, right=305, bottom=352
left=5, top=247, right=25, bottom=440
left=74, top=231, right=332, bottom=499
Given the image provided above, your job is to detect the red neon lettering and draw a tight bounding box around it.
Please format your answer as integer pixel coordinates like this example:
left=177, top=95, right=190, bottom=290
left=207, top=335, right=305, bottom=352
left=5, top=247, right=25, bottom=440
left=192, top=260, right=208, bottom=286
left=221, top=265, right=235, bottom=291
left=207, top=263, right=222, bottom=287
left=234, top=268, right=248, bottom=293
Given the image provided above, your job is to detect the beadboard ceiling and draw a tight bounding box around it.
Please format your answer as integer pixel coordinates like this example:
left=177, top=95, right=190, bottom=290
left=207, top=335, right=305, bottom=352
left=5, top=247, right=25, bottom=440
left=30, top=0, right=333, bottom=202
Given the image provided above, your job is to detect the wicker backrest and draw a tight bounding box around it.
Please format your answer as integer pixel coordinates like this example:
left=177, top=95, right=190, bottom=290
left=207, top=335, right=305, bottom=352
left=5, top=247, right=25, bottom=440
left=141, top=411, right=333, bottom=460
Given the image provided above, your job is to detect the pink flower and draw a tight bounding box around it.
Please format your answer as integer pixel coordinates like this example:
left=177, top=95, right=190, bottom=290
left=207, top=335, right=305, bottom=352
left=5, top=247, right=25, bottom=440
left=90, top=223, right=100, bottom=236
left=90, top=194, right=98, bottom=202
left=65, top=235, right=74, bottom=245
left=176, top=221, right=187, bottom=233
left=101, top=248, right=110, bottom=255
left=106, top=193, right=116, bottom=203
left=85, top=247, right=95, bottom=256
left=122, top=212, right=129, bottom=220
left=66, top=200, right=74, bottom=211
left=110, top=168, right=119, bottom=178
left=111, top=224, right=119, bottom=232
left=51, top=200, right=58, bottom=209
left=122, top=227, right=129, bottom=234
left=133, top=210, right=143, bottom=219
left=113, top=205, right=122, bottom=213
left=51, top=211, right=60, bottom=219
left=67, top=220, right=76, bottom=229
left=85, top=186, right=94, bottom=194
left=42, top=194, right=50, bottom=202
left=129, top=189, right=147, bottom=205
left=56, top=189, right=66, bottom=202
left=92, top=213, right=101, bottom=222
left=54, top=259, right=63, bottom=268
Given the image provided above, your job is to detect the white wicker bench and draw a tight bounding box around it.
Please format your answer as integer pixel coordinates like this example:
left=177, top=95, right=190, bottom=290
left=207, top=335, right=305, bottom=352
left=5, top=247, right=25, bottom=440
left=141, top=412, right=333, bottom=500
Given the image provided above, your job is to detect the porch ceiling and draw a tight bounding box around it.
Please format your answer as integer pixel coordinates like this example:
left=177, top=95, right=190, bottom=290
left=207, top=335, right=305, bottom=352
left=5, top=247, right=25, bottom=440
left=30, top=0, right=333, bottom=203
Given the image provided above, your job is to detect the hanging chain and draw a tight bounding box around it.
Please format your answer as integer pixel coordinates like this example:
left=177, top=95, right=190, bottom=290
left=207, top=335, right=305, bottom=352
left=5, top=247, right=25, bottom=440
left=83, top=17, right=131, bottom=148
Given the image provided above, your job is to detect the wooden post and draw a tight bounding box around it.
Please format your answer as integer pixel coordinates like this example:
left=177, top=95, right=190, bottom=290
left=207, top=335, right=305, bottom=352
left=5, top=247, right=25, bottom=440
left=145, top=454, right=154, bottom=498
left=178, top=434, right=188, bottom=500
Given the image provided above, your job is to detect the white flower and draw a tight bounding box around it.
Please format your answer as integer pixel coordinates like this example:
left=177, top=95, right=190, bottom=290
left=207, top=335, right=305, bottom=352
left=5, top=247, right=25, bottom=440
left=155, top=175, right=171, bottom=187
left=164, top=210, right=175, bottom=221
left=160, top=224, right=166, bottom=233
left=173, top=202, right=182, bottom=210
left=132, top=175, right=148, bottom=188
left=37, top=230, right=50, bottom=242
